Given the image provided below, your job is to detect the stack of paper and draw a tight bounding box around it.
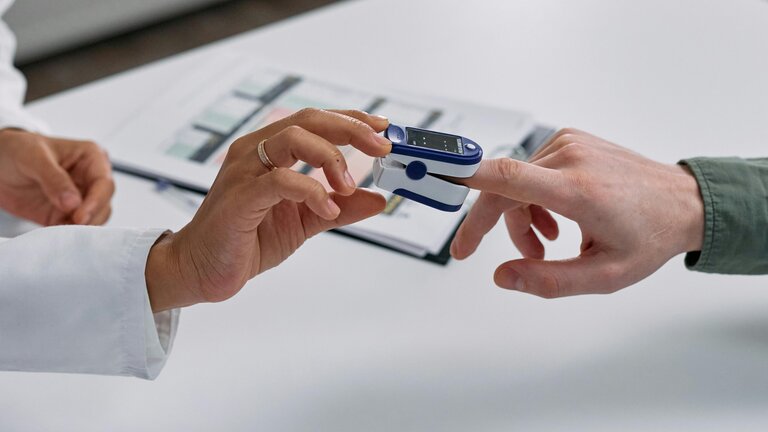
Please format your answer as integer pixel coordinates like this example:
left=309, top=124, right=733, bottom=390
left=105, top=53, right=550, bottom=263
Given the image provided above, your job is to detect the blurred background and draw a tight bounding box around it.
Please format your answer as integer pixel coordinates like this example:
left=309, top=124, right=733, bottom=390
left=6, top=0, right=341, bottom=101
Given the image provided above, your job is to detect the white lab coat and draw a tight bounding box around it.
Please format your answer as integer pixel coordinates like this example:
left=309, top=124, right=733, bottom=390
left=0, top=0, right=178, bottom=379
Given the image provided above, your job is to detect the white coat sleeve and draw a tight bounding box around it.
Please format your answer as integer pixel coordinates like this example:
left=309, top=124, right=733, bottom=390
left=0, top=4, right=47, bottom=132
left=0, top=226, right=180, bottom=379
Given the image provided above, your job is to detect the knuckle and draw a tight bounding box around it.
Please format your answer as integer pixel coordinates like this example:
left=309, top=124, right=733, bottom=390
left=493, top=158, right=522, bottom=183
left=327, top=147, right=344, bottom=162
left=557, top=142, right=589, bottom=163
left=282, top=124, right=305, bottom=140
left=310, top=180, right=327, bottom=197
left=543, top=128, right=575, bottom=147
left=555, top=127, right=580, bottom=138
left=339, top=111, right=373, bottom=133
left=349, top=115, right=372, bottom=131
left=262, top=167, right=290, bottom=187
left=81, top=140, right=100, bottom=153
left=342, top=109, right=367, bottom=120
left=294, top=107, right=322, bottom=121
left=271, top=167, right=292, bottom=183
left=227, top=136, right=251, bottom=158
left=552, top=134, right=576, bottom=147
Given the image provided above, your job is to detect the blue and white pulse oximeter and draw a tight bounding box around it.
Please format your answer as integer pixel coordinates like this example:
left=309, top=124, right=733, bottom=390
left=372, top=124, right=483, bottom=212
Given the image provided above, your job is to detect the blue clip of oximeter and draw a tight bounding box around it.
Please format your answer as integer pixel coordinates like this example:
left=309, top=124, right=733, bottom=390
left=372, top=124, right=482, bottom=212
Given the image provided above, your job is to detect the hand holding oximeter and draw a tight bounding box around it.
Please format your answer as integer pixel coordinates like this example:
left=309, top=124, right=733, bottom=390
left=372, top=124, right=482, bottom=212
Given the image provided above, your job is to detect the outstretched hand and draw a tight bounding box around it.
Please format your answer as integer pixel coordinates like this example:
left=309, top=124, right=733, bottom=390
left=451, top=128, right=705, bottom=298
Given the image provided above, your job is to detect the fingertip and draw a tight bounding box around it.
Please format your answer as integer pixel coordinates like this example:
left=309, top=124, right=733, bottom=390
left=322, top=189, right=386, bottom=226
left=538, top=224, right=560, bottom=241
left=450, top=247, right=470, bottom=261
left=371, top=132, right=392, bottom=155
left=59, top=191, right=82, bottom=212
left=354, top=110, right=389, bottom=131
left=368, top=114, right=390, bottom=132
left=450, top=233, right=469, bottom=260
left=449, top=239, right=461, bottom=259
left=329, top=181, right=355, bottom=197
left=494, top=265, right=523, bottom=291
left=305, top=193, right=341, bottom=221
left=372, top=192, right=387, bottom=213
left=524, top=246, right=545, bottom=260
left=343, top=170, right=356, bottom=189
left=531, top=207, right=560, bottom=241
left=326, top=197, right=342, bottom=219
left=549, top=221, right=560, bottom=240
left=451, top=230, right=478, bottom=260
left=356, top=188, right=387, bottom=215
left=80, top=213, right=92, bottom=225
left=336, top=170, right=357, bottom=196
left=71, top=207, right=92, bottom=225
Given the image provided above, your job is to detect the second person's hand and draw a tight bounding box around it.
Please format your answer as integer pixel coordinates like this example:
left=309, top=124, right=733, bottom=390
left=0, top=129, right=114, bottom=226
left=450, top=128, right=705, bottom=298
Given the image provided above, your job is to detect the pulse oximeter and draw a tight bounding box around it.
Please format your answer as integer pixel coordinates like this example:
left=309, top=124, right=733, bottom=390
left=372, top=124, right=482, bottom=212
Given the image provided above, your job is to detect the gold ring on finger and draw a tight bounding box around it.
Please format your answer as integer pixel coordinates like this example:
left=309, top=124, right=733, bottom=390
left=257, top=138, right=277, bottom=171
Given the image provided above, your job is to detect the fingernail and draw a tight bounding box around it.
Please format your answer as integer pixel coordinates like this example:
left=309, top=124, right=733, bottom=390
left=327, top=198, right=341, bottom=217
left=450, top=238, right=462, bottom=258
left=372, top=114, right=389, bottom=122
left=60, top=191, right=81, bottom=210
left=514, top=278, right=525, bottom=292
left=344, top=170, right=356, bottom=188
left=497, top=268, right=522, bottom=290
left=372, top=132, right=391, bottom=146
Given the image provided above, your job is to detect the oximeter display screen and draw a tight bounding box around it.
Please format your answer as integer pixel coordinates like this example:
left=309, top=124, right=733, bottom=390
left=406, top=128, right=463, bottom=154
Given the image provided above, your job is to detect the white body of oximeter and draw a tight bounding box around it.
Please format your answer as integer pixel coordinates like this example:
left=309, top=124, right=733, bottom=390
left=372, top=124, right=482, bottom=212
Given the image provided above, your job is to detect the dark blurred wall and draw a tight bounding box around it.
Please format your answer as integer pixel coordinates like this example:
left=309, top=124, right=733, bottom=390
left=14, top=0, right=341, bottom=101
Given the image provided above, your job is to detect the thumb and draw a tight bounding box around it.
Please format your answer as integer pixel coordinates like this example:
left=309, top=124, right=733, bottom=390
left=28, top=148, right=83, bottom=213
left=493, top=251, right=623, bottom=298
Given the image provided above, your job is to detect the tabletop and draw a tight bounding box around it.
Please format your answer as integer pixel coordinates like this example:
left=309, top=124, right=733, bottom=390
left=3, top=0, right=768, bottom=431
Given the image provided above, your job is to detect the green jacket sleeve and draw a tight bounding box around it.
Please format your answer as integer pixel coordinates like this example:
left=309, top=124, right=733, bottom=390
left=680, top=157, right=768, bottom=274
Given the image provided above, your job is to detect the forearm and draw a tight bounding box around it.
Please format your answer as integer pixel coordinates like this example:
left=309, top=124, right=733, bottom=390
left=0, top=226, right=179, bottom=379
left=681, top=157, right=768, bottom=274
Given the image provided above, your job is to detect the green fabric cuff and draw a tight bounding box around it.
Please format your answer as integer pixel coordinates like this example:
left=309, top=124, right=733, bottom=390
left=679, top=157, right=768, bottom=274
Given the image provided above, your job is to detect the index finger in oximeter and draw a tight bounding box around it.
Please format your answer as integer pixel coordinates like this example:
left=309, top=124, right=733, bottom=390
left=372, top=124, right=482, bottom=212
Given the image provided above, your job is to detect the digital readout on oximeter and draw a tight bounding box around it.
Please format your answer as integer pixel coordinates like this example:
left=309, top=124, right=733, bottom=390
left=374, top=124, right=482, bottom=212
left=406, top=128, right=464, bottom=155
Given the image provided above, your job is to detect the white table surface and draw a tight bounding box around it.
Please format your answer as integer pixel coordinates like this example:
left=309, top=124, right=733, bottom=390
left=3, top=0, right=768, bottom=430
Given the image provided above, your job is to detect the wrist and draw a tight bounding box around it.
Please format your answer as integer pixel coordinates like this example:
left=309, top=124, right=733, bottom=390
left=0, top=128, right=28, bottom=143
left=673, top=164, right=705, bottom=254
left=0, top=128, right=19, bottom=151
left=145, top=230, right=199, bottom=312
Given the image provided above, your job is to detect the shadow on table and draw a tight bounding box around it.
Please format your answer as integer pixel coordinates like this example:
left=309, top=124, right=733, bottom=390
left=279, top=314, right=768, bottom=431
